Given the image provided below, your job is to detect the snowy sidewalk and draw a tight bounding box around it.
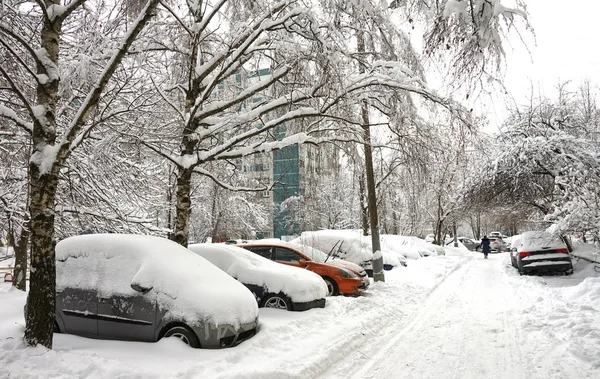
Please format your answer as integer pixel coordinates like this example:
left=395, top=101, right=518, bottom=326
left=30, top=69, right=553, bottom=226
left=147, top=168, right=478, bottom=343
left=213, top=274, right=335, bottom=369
left=322, top=253, right=600, bottom=379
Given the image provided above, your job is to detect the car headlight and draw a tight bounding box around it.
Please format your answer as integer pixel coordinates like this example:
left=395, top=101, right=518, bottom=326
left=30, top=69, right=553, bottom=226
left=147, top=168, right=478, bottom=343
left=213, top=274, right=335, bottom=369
left=338, top=269, right=358, bottom=279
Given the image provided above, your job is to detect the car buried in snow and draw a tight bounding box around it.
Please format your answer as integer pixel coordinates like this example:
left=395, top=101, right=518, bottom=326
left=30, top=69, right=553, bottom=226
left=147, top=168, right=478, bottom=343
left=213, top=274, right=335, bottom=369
left=188, top=243, right=327, bottom=311
left=237, top=241, right=370, bottom=296
left=289, top=230, right=375, bottom=276
left=510, top=231, right=574, bottom=275
left=52, top=234, right=259, bottom=348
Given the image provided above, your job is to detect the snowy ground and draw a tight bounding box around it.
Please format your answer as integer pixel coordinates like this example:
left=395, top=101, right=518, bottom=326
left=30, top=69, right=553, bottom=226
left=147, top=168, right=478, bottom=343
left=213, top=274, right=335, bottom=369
left=1, top=251, right=599, bottom=378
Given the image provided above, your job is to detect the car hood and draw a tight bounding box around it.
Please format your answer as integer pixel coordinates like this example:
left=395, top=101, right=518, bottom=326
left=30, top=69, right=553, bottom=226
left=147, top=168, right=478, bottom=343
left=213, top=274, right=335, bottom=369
left=323, top=259, right=366, bottom=275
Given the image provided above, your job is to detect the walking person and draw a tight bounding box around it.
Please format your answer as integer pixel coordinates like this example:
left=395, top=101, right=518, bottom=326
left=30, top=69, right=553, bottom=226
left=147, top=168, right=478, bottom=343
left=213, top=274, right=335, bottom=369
left=481, top=235, right=491, bottom=259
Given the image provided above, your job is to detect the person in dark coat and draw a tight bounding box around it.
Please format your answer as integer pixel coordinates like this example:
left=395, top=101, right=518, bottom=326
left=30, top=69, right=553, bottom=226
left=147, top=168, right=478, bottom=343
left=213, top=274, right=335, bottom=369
left=481, top=235, right=491, bottom=259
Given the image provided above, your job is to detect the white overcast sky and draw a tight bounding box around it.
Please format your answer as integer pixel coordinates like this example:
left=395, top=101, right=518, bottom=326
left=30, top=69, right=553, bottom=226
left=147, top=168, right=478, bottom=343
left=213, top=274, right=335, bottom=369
left=486, top=0, right=600, bottom=129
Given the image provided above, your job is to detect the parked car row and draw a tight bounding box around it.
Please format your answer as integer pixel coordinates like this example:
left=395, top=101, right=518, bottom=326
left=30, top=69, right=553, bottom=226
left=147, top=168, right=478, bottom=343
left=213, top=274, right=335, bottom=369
left=49, top=233, right=374, bottom=350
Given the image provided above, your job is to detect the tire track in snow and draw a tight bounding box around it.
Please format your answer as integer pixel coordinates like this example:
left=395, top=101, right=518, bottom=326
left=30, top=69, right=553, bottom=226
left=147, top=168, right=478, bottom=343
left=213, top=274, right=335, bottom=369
left=326, top=254, right=529, bottom=379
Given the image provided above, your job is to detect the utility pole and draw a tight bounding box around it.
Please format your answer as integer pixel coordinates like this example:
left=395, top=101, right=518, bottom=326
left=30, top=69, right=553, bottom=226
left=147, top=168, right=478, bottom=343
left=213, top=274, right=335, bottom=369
left=357, top=28, right=384, bottom=282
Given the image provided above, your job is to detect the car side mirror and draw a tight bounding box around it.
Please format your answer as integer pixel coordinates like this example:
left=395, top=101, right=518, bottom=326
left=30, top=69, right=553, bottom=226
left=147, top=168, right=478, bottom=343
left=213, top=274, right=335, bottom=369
left=131, top=283, right=153, bottom=294
left=299, top=259, right=307, bottom=266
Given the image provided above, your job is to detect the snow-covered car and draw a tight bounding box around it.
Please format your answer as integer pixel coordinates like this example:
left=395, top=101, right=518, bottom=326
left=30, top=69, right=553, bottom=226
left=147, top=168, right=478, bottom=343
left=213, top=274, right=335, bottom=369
left=511, top=231, right=573, bottom=275
left=488, top=237, right=507, bottom=252
left=290, top=230, right=375, bottom=276
left=188, top=243, right=327, bottom=311
left=54, top=234, right=259, bottom=348
left=237, top=241, right=369, bottom=296
left=456, top=237, right=478, bottom=251
left=380, top=235, right=431, bottom=259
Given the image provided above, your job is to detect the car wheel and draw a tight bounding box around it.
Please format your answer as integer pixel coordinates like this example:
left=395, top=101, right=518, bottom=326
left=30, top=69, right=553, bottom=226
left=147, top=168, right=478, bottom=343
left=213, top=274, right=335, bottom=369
left=322, top=277, right=339, bottom=296
left=163, top=325, right=200, bottom=348
left=261, top=293, right=292, bottom=310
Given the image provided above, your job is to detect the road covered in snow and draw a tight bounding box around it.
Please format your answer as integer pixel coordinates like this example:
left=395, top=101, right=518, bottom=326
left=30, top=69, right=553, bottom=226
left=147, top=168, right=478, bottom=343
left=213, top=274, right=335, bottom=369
left=1, top=250, right=599, bottom=378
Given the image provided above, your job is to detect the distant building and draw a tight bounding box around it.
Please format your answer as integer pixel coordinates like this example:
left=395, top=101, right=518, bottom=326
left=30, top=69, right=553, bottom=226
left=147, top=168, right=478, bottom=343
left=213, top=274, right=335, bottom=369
left=235, top=68, right=339, bottom=238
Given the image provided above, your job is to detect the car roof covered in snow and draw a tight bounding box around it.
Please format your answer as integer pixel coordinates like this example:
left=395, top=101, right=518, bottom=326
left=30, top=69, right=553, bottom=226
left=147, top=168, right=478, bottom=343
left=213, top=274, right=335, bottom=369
left=516, top=231, right=567, bottom=252
left=188, top=243, right=327, bottom=303
left=56, top=234, right=258, bottom=328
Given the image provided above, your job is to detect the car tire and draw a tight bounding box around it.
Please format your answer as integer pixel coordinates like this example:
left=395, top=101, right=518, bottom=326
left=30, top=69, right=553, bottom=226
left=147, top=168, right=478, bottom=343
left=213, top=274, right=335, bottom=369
left=510, top=254, right=517, bottom=268
left=163, top=325, right=200, bottom=348
left=261, top=293, right=292, bottom=310
left=322, top=277, right=339, bottom=296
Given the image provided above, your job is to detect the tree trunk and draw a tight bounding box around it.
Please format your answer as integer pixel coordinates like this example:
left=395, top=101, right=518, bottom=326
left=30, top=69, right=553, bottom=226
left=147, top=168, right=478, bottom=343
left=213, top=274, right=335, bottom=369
left=23, top=3, right=62, bottom=348
left=173, top=167, right=192, bottom=247
left=362, top=101, right=384, bottom=282
left=24, top=167, right=59, bottom=348
left=358, top=171, right=369, bottom=236
left=12, top=221, right=29, bottom=291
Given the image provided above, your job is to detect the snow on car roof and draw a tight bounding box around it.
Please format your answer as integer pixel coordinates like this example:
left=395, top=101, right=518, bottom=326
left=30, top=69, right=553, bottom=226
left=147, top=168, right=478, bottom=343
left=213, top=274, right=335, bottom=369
left=56, top=234, right=258, bottom=328
left=188, top=243, right=327, bottom=303
left=517, top=231, right=566, bottom=252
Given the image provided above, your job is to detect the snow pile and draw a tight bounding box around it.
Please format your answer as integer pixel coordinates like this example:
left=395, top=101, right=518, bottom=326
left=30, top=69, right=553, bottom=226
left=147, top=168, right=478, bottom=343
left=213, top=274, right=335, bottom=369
left=443, top=243, right=471, bottom=257
left=502, top=254, right=600, bottom=374
left=570, top=239, right=600, bottom=263
left=188, top=243, right=327, bottom=303
left=56, top=234, right=258, bottom=327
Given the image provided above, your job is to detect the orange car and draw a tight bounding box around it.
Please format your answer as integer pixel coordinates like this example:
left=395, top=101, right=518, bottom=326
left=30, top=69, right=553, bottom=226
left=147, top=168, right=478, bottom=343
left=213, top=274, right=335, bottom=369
left=237, top=242, right=370, bottom=296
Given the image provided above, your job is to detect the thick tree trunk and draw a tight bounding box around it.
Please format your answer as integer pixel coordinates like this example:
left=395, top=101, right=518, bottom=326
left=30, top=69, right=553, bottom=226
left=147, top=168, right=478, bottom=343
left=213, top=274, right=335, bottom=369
left=173, top=168, right=192, bottom=247
left=23, top=3, right=62, bottom=348
left=24, top=168, right=59, bottom=348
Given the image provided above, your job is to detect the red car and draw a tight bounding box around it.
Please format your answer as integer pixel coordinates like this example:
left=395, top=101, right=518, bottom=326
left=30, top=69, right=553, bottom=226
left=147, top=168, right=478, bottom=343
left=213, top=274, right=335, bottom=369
left=238, top=242, right=370, bottom=296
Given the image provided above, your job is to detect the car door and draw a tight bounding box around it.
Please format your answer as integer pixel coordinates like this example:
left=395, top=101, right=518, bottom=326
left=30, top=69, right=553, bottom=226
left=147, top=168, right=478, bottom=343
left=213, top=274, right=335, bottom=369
left=97, top=293, right=157, bottom=342
left=56, top=287, right=98, bottom=338
left=274, top=247, right=305, bottom=267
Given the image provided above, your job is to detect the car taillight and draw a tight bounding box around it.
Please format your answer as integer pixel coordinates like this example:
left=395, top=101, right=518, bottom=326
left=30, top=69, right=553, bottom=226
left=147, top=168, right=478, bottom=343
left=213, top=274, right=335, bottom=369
left=519, top=251, right=530, bottom=257
left=493, top=242, right=498, bottom=244
left=557, top=248, right=568, bottom=253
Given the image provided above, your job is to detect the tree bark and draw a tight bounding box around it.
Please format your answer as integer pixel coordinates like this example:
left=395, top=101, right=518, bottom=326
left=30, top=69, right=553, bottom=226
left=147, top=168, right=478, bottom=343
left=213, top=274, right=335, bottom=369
left=358, top=171, right=369, bottom=236
left=24, top=166, right=59, bottom=348
left=23, top=3, right=62, bottom=348
left=12, top=221, right=29, bottom=291
left=362, top=101, right=384, bottom=282
left=173, top=167, right=192, bottom=247
left=22, top=0, right=159, bottom=348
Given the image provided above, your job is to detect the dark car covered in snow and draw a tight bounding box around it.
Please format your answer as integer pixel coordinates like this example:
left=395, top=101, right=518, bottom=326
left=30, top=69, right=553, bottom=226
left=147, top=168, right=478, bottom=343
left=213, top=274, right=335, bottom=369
left=52, top=234, right=259, bottom=348
left=510, top=231, right=574, bottom=275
